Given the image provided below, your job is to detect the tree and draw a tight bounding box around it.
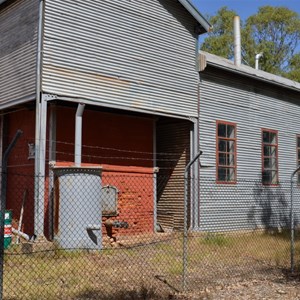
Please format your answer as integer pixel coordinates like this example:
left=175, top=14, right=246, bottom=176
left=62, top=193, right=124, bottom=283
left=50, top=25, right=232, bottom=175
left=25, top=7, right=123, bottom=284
left=201, top=7, right=238, bottom=60
left=201, top=6, right=300, bottom=82
left=285, top=53, right=300, bottom=81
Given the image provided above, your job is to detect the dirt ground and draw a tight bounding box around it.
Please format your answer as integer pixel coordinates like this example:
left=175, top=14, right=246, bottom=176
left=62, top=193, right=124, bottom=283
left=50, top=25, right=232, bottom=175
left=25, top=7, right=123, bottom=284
left=171, top=268, right=300, bottom=300
left=4, top=232, right=300, bottom=299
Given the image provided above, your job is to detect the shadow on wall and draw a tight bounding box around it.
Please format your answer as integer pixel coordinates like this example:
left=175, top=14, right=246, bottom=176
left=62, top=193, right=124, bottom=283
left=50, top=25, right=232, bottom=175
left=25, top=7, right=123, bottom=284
left=248, top=181, right=297, bottom=232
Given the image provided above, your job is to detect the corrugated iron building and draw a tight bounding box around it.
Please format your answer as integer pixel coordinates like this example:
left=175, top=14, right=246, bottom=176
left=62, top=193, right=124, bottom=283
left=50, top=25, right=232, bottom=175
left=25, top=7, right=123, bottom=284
left=0, top=0, right=211, bottom=237
left=198, top=52, right=300, bottom=232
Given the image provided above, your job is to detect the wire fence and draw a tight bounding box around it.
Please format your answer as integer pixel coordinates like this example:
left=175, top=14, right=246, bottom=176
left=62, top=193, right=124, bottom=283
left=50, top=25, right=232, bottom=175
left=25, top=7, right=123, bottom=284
left=0, top=171, right=299, bottom=299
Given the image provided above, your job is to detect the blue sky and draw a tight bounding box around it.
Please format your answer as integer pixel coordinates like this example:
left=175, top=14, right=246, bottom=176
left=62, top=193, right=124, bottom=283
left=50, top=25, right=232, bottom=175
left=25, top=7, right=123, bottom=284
left=191, top=0, right=300, bottom=21
left=192, top=0, right=300, bottom=52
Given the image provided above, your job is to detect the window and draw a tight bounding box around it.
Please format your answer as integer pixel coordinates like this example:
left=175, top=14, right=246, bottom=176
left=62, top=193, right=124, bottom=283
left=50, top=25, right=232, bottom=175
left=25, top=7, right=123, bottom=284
left=216, top=121, right=237, bottom=183
left=297, top=135, right=300, bottom=183
left=262, top=129, right=278, bottom=185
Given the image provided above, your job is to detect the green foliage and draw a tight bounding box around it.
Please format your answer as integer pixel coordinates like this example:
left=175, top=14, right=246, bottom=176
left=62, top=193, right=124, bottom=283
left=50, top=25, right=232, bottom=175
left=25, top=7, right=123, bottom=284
left=201, top=7, right=238, bottom=59
left=285, top=53, right=300, bottom=81
left=201, top=6, right=300, bottom=82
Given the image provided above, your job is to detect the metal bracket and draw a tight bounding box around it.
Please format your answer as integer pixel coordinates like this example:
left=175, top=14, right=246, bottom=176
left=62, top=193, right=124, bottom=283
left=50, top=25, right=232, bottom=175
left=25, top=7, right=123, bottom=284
left=42, top=94, right=58, bottom=101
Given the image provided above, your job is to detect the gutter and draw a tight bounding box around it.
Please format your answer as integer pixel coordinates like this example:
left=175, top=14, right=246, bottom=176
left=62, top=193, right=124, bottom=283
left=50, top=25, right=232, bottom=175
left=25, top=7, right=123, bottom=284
left=178, top=0, right=213, bottom=33
left=199, top=53, right=300, bottom=93
left=208, top=62, right=300, bottom=93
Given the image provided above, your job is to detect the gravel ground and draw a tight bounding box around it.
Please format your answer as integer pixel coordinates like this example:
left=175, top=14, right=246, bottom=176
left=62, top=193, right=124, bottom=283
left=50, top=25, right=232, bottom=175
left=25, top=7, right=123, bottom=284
left=171, top=268, right=300, bottom=300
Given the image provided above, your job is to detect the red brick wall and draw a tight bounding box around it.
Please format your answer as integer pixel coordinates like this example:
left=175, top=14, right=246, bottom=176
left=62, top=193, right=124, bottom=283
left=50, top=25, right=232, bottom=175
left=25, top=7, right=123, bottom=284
left=5, top=108, right=36, bottom=235
left=56, top=106, right=153, bottom=167
left=5, top=105, right=154, bottom=239
left=101, top=165, right=154, bottom=240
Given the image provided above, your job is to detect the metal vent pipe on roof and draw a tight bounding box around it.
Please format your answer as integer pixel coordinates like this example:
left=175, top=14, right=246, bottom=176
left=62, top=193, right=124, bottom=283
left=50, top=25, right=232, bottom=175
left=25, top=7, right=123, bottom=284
left=75, top=103, right=85, bottom=167
left=234, top=16, right=241, bottom=67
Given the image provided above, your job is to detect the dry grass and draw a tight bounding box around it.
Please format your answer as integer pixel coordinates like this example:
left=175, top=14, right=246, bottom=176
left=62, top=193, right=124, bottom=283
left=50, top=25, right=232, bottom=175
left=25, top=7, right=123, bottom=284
left=3, top=231, right=299, bottom=299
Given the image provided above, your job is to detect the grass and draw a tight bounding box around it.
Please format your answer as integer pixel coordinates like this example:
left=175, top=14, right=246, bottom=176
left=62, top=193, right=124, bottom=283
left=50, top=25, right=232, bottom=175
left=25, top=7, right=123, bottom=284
left=202, top=232, right=233, bottom=247
left=2, top=231, right=299, bottom=299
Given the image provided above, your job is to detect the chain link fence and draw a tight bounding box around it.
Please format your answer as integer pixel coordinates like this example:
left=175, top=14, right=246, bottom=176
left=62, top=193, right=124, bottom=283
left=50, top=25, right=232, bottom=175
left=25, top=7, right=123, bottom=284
left=0, top=171, right=299, bottom=299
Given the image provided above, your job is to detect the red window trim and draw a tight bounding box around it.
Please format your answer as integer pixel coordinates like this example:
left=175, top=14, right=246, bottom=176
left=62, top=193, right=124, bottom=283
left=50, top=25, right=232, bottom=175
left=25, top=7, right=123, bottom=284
left=216, top=120, right=237, bottom=184
left=261, top=128, right=279, bottom=186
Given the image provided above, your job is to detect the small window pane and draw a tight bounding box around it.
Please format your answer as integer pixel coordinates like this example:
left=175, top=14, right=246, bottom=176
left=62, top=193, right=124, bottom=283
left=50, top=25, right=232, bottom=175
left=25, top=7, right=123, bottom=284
left=263, top=131, right=270, bottom=143
left=263, top=146, right=270, bottom=156
left=227, top=125, right=235, bottom=138
left=271, top=171, right=278, bottom=184
left=297, top=137, right=300, bottom=148
left=218, top=124, right=226, bottom=137
left=270, top=146, right=276, bottom=156
left=228, top=154, right=235, bottom=166
left=218, top=140, right=226, bottom=152
left=270, top=132, right=276, bottom=144
left=219, top=153, right=226, bottom=165
left=218, top=167, right=226, bottom=181
left=264, top=158, right=271, bottom=169
left=228, top=140, right=235, bottom=153
left=262, top=170, right=272, bottom=184
left=228, top=168, right=235, bottom=181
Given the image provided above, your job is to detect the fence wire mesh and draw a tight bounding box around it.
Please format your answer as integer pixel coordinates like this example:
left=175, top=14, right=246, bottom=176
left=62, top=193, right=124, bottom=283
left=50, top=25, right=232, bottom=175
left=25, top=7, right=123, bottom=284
left=1, top=172, right=299, bottom=299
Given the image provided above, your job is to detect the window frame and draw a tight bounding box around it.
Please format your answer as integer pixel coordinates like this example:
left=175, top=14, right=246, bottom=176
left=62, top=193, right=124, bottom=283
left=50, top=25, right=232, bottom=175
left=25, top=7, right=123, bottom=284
left=261, top=128, right=279, bottom=186
left=216, top=120, right=237, bottom=184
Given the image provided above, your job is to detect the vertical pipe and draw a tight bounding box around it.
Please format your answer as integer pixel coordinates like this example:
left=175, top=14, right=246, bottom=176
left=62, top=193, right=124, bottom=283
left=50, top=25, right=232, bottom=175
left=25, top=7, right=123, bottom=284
left=192, top=119, right=200, bottom=230
left=35, top=95, right=47, bottom=237
left=234, top=16, right=241, bottom=67
left=255, top=53, right=263, bottom=70
left=34, top=0, right=45, bottom=238
left=153, top=119, right=157, bottom=232
left=48, top=105, right=56, bottom=239
left=74, top=104, right=85, bottom=167
left=182, top=151, right=202, bottom=291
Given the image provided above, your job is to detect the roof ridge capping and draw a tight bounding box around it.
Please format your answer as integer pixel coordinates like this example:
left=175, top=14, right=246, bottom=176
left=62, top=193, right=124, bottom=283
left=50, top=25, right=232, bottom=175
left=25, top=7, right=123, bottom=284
left=199, top=51, right=300, bottom=92
left=178, top=0, right=213, bottom=33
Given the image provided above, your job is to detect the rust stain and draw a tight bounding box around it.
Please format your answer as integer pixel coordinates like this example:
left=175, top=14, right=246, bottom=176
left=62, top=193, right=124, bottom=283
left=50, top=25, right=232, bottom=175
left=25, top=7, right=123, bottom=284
left=45, top=65, right=131, bottom=87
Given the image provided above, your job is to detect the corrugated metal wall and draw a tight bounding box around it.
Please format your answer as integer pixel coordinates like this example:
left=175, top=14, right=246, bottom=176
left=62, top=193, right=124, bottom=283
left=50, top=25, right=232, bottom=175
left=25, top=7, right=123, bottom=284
left=199, top=69, right=300, bottom=231
left=0, top=0, right=38, bottom=107
left=42, top=0, right=199, bottom=118
left=157, top=118, right=191, bottom=230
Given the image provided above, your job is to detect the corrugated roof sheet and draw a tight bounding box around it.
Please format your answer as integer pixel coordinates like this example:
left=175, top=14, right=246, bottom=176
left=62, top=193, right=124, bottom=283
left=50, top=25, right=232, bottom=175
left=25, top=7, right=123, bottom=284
left=200, top=51, right=300, bottom=92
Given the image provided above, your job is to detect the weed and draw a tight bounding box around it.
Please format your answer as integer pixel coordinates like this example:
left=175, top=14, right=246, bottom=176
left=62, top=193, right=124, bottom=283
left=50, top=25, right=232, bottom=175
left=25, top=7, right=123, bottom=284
left=203, top=233, right=232, bottom=247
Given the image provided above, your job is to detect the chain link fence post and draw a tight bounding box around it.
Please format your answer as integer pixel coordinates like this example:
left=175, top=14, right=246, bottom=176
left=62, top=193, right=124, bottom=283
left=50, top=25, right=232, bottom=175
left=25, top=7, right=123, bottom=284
left=182, top=151, right=202, bottom=292
left=290, top=166, right=300, bottom=273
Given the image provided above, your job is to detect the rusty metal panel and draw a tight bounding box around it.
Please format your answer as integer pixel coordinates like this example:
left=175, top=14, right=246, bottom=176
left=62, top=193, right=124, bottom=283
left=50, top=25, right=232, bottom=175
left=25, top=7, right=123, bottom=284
left=42, top=0, right=199, bottom=118
left=157, top=119, right=191, bottom=230
left=0, top=0, right=38, bottom=107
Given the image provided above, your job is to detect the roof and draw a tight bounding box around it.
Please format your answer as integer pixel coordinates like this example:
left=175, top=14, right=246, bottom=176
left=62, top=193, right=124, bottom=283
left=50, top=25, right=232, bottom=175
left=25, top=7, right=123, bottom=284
left=178, top=0, right=212, bottom=33
left=200, top=51, right=300, bottom=93
left=0, top=0, right=212, bottom=33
